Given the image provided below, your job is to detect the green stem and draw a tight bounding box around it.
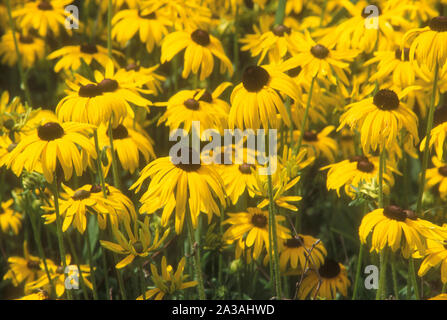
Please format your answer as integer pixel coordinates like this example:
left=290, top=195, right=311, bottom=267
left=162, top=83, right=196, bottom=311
left=416, top=62, right=439, bottom=215
left=93, top=129, right=108, bottom=198
left=409, top=257, right=420, bottom=299
left=107, top=0, right=112, bottom=58
left=391, top=255, right=399, bottom=300
left=6, top=0, right=32, bottom=107
left=108, top=121, right=121, bottom=190
left=85, top=224, right=99, bottom=300
left=274, top=0, right=287, bottom=25
left=217, top=204, right=224, bottom=287
left=378, top=149, right=385, bottom=208
left=376, top=248, right=388, bottom=300
left=66, top=234, right=89, bottom=299
left=186, top=209, right=206, bottom=299
left=295, top=75, right=317, bottom=154
left=352, top=243, right=364, bottom=300
left=138, top=259, right=147, bottom=300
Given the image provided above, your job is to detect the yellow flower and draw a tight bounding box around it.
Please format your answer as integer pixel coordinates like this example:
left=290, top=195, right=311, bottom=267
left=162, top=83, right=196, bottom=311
left=292, top=126, right=338, bottom=163
left=137, top=256, right=197, bottom=300
left=420, top=122, right=447, bottom=160
left=426, top=156, right=447, bottom=200
left=0, top=199, right=22, bottom=235
left=117, top=63, right=166, bottom=96
left=418, top=237, right=447, bottom=283
left=0, top=32, right=45, bottom=69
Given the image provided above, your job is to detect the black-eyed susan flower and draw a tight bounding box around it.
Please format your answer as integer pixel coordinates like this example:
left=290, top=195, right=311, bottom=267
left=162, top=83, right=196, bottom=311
left=112, top=5, right=171, bottom=53
left=403, top=16, right=447, bottom=71
left=426, top=157, right=447, bottom=200
left=100, top=216, right=170, bottom=269
left=130, top=149, right=226, bottom=234
left=229, top=64, right=299, bottom=130
left=223, top=207, right=290, bottom=260
left=137, top=256, right=197, bottom=300
left=321, top=155, right=396, bottom=198
left=5, top=120, right=96, bottom=183
left=12, top=0, right=75, bottom=37
left=292, top=126, right=338, bottom=163
left=117, top=63, right=166, bottom=96
left=359, top=205, right=428, bottom=258
left=161, top=28, right=233, bottom=80
left=420, top=122, right=447, bottom=160
left=0, top=32, right=45, bottom=69
left=338, top=88, right=419, bottom=154
left=278, top=234, right=327, bottom=272
left=0, top=199, right=22, bottom=235
left=417, top=237, right=447, bottom=284
left=96, top=119, right=155, bottom=174
left=47, top=43, right=121, bottom=73
left=297, top=258, right=350, bottom=300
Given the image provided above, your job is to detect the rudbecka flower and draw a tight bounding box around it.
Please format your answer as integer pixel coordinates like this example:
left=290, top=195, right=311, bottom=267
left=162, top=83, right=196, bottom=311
left=292, top=126, right=338, bottom=162
left=229, top=64, right=299, bottom=130
left=0, top=32, right=45, bottom=69
left=420, top=121, right=447, bottom=160
left=161, top=28, right=233, bottom=80
left=338, top=88, right=419, bottom=154
left=417, top=237, right=447, bottom=284
left=0, top=199, right=22, bottom=235
left=6, top=120, right=96, bottom=183
left=297, top=258, right=350, bottom=300
left=426, top=156, right=447, bottom=200
left=130, top=148, right=226, bottom=234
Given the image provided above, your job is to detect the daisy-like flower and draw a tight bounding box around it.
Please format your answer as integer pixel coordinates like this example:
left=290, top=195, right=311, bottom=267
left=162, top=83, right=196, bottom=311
left=420, top=122, right=447, bottom=160
left=426, top=157, right=447, bottom=200
left=282, top=30, right=358, bottom=86
left=47, top=43, right=121, bottom=73
left=161, top=28, right=233, bottom=80
left=297, top=258, right=350, bottom=300
left=292, top=126, right=338, bottom=163
left=403, top=16, right=447, bottom=71
left=12, top=0, right=75, bottom=37
left=137, top=256, right=197, bottom=300
left=100, top=216, right=170, bottom=269
left=157, top=83, right=231, bottom=134
left=5, top=120, right=96, bottom=183
left=359, top=205, right=429, bottom=258
left=223, top=207, right=290, bottom=260
left=0, top=32, right=45, bottom=69
left=417, top=237, right=447, bottom=284
left=229, top=64, right=299, bottom=130
left=112, top=5, right=171, bottom=53
left=364, top=47, right=420, bottom=88
left=321, top=155, right=396, bottom=198
left=117, top=63, right=166, bottom=96
left=278, top=234, right=327, bottom=272
left=56, top=62, right=151, bottom=128
left=96, top=119, right=155, bottom=174
left=130, top=148, right=226, bottom=234
left=0, top=199, right=22, bottom=235
left=3, top=241, right=44, bottom=288
left=16, top=290, right=50, bottom=300
left=338, top=88, right=419, bottom=154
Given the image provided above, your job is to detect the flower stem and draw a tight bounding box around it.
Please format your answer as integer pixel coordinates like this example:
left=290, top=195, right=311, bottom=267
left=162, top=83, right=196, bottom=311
left=186, top=209, right=206, bottom=299
left=107, top=0, right=112, bottom=58
left=352, top=243, right=364, bottom=300
left=274, top=0, right=287, bottom=25
left=138, top=259, right=147, bottom=300
left=93, top=129, right=108, bottom=198
left=376, top=248, right=388, bottom=300
left=294, top=75, right=317, bottom=155
left=5, top=0, right=32, bottom=107
left=416, top=62, right=439, bottom=215
left=85, top=224, right=99, bottom=300
left=378, top=149, right=386, bottom=208
left=391, top=255, right=399, bottom=300
left=409, top=257, right=420, bottom=299
left=108, top=121, right=121, bottom=190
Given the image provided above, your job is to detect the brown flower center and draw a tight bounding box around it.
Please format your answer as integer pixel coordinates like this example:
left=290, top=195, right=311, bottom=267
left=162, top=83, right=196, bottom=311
left=184, top=98, right=200, bottom=110
left=107, top=124, right=129, bottom=140
left=429, top=16, right=447, bottom=32
left=90, top=184, right=109, bottom=195
left=272, top=24, right=291, bottom=37
left=191, top=29, right=210, bottom=46
left=251, top=213, right=267, bottom=228
left=403, top=209, right=417, bottom=220
left=194, top=91, right=213, bottom=103
left=349, top=155, right=369, bottom=162
left=37, top=122, right=64, bottom=141
left=373, top=89, right=399, bottom=110
left=383, top=205, right=406, bottom=222
left=318, top=259, right=341, bottom=279
left=19, top=34, right=34, bottom=44
left=38, top=1, right=53, bottom=10
left=72, top=189, right=91, bottom=201
left=303, top=131, right=318, bottom=142
left=97, top=79, right=119, bottom=93
left=174, top=147, right=201, bottom=172
left=310, top=44, right=329, bottom=59
left=80, top=43, right=98, bottom=54
left=438, top=166, right=447, bottom=177
left=356, top=160, right=375, bottom=173
left=125, top=63, right=141, bottom=72
left=27, top=260, right=41, bottom=270
left=242, top=66, right=270, bottom=92
left=78, top=83, right=102, bottom=98
left=285, top=236, right=304, bottom=248
left=238, top=163, right=255, bottom=174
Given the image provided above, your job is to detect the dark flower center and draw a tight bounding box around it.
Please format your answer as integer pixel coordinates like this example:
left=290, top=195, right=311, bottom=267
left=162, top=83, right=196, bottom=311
left=318, top=259, right=341, bottom=279
left=125, top=63, right=140, bottom=72
left=251, top=213, right=267, bottom=228
left=19, top=34, right=34, bottom=44
left=97, top=79, right=119, bottom=93
left=285, top=236, right=304, bottom=248
left=303, top=131, right=318, bottom=142
left=395, top=48, right=410, bottom=61
left=383, top=205, right=406, bottom=222
left=288, top=66, right=302, bottom=78
left=194, top=91, right=213, bottom=103
left=184, top=98, right=200, bottom=110
left=438, top=166, right=447, bottom=177
left=242, top=66, right=270, bottom=92
left=38, top=1, right=53, bottom=10
left=191, top=29, right=210, bottom=46
left=80, top=43, right=98, bottom=54
left=403, top=209, right=417, bottom=220
left=107, top=124, right=129, bottom=140
left=139, top=11, right=156, bottom=19
left=272, top=24, right=291, bottom=37
left=174, top=147, right=201, bottom=172
left=356, top=160, right=375, bottom=173
left=37, top=122, right=64, bottom=141
left=239, top=163, right=255, bottom=174
left=27, top=260, right=41, bottom=270
left=349, top=155, right=369, bottom=163
left=90, top=184, right=110, bottom=195
left=72, top=189, right=91, bottom=201
left=78, top=84, right=102, bottom=98
left=7, top=143, right=17, bottom=153
left=133, top=241, right=144, bottom=254
left=310, top=44, right=329, bottom=59
left=244, top=0, right=254, bottom=9
left=373, top=89, right=399, bottom=110
left=429, top=16, right=447, bottom=32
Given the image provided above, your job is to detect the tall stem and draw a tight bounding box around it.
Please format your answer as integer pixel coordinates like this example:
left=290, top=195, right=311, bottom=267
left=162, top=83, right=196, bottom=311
left=409, top=257, right=420, bottom=299
left=416, top=62, right=439, bottom=215
left=391, top=255, right=399, bottom=299
left=108, top=121, right=121, bottom=189
left=93, top=129, right=108, bottom=198
left=352, top=243, right=364, bottom=300
left=295, top=75, right=317, bottom=154
left=186, top=209, right=206, bottom=299
left=85, top=224, right=99, bottom=300
left=376, top=248, right=388, bottom=300
left=107, top=0, right=112, bottom=58
left=378, top=149, right=386, bottom=207
left=138, top=259, right=147, bottom=300
left=274, top=0, right=287, bottom=25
